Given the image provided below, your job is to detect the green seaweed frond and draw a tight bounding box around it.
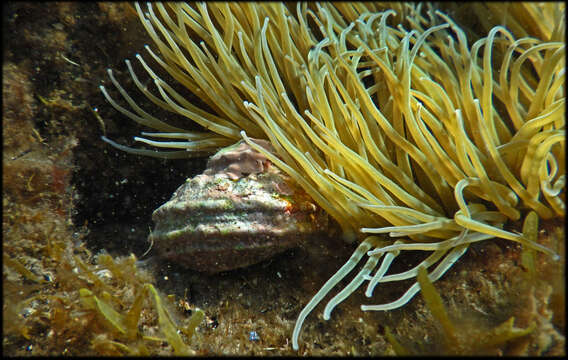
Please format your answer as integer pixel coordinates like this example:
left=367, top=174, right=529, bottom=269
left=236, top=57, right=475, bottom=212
left=520, top=211, right=539, bottom=279
left=416, top=266, right=458, bottom=347
left=383, top=265, right=537, bottom=355
left=79, top=280, right=202, bottom=355
left=79, top=257, right=204, bottom=355
left=384, top=326, right=410, bottom=355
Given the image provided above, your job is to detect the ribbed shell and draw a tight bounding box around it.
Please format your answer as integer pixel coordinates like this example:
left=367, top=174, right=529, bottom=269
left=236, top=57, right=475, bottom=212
left=149, top=140, right=328, bottom=273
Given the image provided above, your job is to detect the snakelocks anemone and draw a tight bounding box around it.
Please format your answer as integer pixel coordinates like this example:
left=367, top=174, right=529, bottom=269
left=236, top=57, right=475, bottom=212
left=100, top=2, right=565, bottom=351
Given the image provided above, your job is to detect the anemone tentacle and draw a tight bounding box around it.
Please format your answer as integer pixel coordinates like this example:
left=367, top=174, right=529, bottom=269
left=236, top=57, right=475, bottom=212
left=100, top=2, right=565, bottom=351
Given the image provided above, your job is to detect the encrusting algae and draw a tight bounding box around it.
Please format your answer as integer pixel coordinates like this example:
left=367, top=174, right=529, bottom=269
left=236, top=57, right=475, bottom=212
left=98, top=2, right=565, bottom=352
left=384, top=259, right=537, bottom=355
left=2, top=4, right=209, bottom=355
